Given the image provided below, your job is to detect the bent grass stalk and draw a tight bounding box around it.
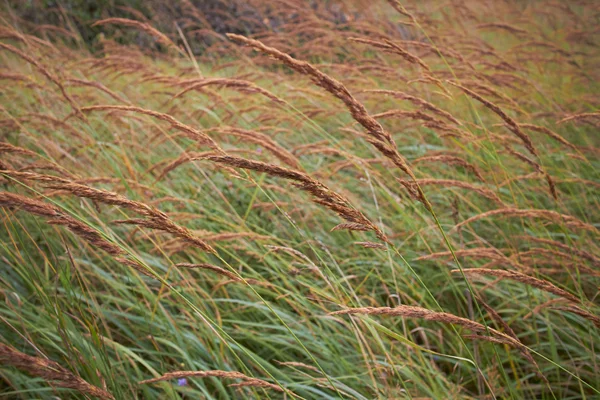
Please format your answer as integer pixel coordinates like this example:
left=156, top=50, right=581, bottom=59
left=1, top=2, right=598, bottom=398
left=0, top=174, right=297, bottom=397
left=224, top=32, right=548, bottom=396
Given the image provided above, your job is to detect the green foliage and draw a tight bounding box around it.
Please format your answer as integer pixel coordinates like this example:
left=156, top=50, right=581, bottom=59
left=0, top=1, right=599, bottom=399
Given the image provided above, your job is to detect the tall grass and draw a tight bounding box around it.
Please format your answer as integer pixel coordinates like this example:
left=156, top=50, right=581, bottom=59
left=0, top=0, right=598, bottom=398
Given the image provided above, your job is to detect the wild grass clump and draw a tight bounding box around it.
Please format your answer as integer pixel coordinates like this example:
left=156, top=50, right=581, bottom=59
left=0, top=0, right=598, bottom=399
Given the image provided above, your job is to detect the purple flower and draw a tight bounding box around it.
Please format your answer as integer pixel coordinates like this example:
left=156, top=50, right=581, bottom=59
left=177, top=378, right=188, bottom=387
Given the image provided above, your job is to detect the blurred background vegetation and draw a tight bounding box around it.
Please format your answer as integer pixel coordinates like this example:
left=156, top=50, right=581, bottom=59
left=6, top=0, right=352, bottom=53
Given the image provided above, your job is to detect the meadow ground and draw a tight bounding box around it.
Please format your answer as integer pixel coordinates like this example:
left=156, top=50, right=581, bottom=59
left=0, top=0, right=599, bottom=398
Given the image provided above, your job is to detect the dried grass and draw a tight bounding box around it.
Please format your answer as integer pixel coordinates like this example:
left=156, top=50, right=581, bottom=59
left=454, top=208, right=598, bottom=234
left=171, top=78, right=286, bottom=105
left=0, top=42, right=81, bottom=116
left=76, top=105, right=222, bottom=152
left=447, top=81, right=537, bottom=156
left=453, top=268, right=581, bottom=304
left=330, top=305, right=521, bottom=348
left=91, top=18, right=180, bottom=52
left=0, top=191, right=154, bottom=277
left=553, top=305, right=600, bottom=328
left=139, top=370, right=283, bottom=392
left=205, top=154, right=388, bottom=242
left=398, top=178, right=503, bottom=204
left=0, top=170, right=215, bottom=253
left=226, top=33, right=415, bottom=179
left=413, top=154, right=484, bottom=181
left=0, top=343, right=114, bottom=399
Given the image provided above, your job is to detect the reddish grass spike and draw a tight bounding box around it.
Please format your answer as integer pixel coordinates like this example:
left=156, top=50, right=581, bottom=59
left=35, top=179, right=213, bottom=253
left=399, top=178, right=503, bottom=204
left=447, top=80, right=537, bottom=157
left=274, top=360, right=320, bottom=373
left=417, top=247, right=517, bottom=266
left=553, top=306, right=600, bottom=328
left=516, top=236, right=600, bottom=266
left=206, top=154, right=389, bottom=242
left=171, top=78, right=286, bottom=105
left=383, top=39, right=432, bottom=72
left=0, top=191, right=151, bottom=277
left=453, top=268, right=581, bottom=304
left=464, top=334, right=515, bottom=345
left=354, top=241, right=387, bottom=249
left=413, top=154, right=484, bottom=181
left=0, top=343, right=114, bottom=399
left=453, top=207, right=598, bottom=234
left=157, top=151, right=215, bottom=180
left=476, top=23, right=528, bottom=36
left=175, top=263, right=240, bottom=281
left=519, top=123, right=577, bottom=150
left=557, top=112, right=600, bottom=125
left=138, top=370, right=283, bottom=392
left=505, top=147, right=558, bottom=200
left=385, top=0, right=417, bottom=23
left=476, top=296, right=547, bottom=383
left=331, top=222, right=372, bottom=232
left=360, top=89, right=462, bottom=126
left=76, top=105, right=223, bottom=152
left=350, top=37, right=431, bottom=72
left=92, top=18, right=179, bottom=52
left=330, top=305, right=520, bottom=347
left=0, top=142, right=38, bottom=158
left=225, top=33, right=415, bottom=179
left=65, top=78, right=131, bottom=104
left=213, top=127, right=301, bottom=169
left=0, top=42, right=81, bottom=117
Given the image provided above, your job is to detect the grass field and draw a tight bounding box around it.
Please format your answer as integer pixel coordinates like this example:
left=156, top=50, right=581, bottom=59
left=0, top=0, right=599, bottom=398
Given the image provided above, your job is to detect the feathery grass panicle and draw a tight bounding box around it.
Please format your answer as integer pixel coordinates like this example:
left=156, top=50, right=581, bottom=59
left=0, top=191, right=119, bottom=256
left=413, top=154, right=484, bottom=181
left=0, top=42, right=81, bottom=116
left=139, top=370, right=284, bottom=392
left=453, top=268, right=581, bottom=304
left=417, top=247, right=512, bottom=262
left=226, top=33, right=415, bottom=178
left=398, top=178, right=503, bottom=204
left=519, top=123, right=577, bottom=150
left=476, top=23, right=529, bottom=36
left=212, top=127, right=301, bottom=169
left=91, top=18, right=180, bottom=52
left=0, top=191, right=154, bottom=277
left=65, top=78, right=131, bottom=104
left=170, top=78, right=287, bottom=105
left=354, top=241, right=387, bottom=249
left=557, top=112, right=600, bottom=125
left=175, top=263, right=240, bottom=280
left=330, top=305, right=521, bottom=347
left=447, top=80, right=537, bottom=157
left=0, top=142, right=39, bottom=158
left=553, top=306, right=600, bottom=328
left=385, top=0, right=418, bottom=23
left=360, top=89, right=462, bottom=125
left=0, top=170, right=215, bottom=253
left=350, top=37, right=431, bottom=72
left=505, top=147, right=558, bottom=199
left=206, top=154, right=389, bottom=242
left=0, top=343, right=114, bottom=399
left=76, top=105, right=223, bottom=152
left=516, top=236, right=600, bottom=266
left=454, top=207, right=598, bottom=234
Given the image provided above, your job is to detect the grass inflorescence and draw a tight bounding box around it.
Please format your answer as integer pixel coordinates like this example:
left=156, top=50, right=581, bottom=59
left=0, top=0, right=598, bottom=399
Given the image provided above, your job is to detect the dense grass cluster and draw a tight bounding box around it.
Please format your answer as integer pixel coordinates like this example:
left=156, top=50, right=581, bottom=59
left=1, top=0, right=599, bottom=398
